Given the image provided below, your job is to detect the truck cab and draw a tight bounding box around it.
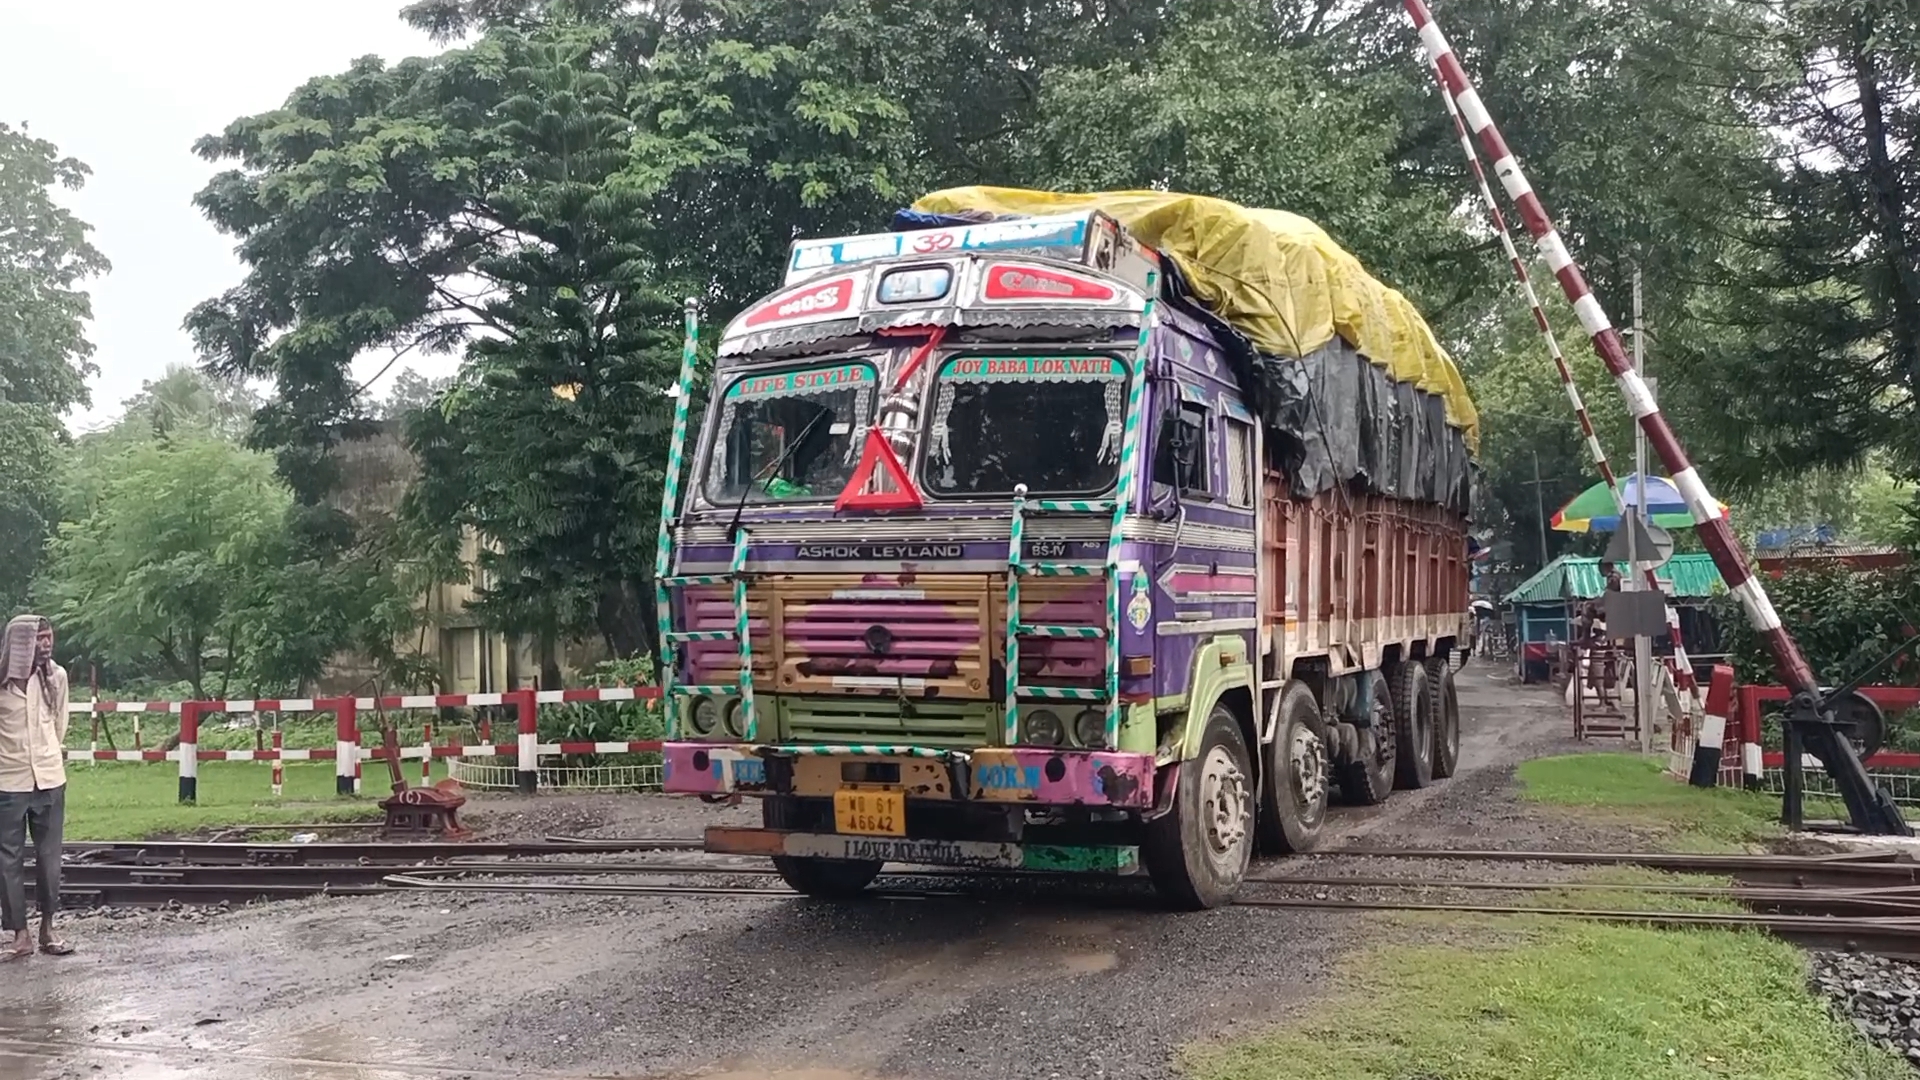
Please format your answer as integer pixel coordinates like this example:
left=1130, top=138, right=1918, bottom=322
left=654, top=195, right=1472, bottom=908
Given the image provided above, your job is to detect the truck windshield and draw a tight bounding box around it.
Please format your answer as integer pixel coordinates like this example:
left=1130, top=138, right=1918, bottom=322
left=705, top=361, right=876, bottom=503
left=924, top=355, right=1127, bottom=498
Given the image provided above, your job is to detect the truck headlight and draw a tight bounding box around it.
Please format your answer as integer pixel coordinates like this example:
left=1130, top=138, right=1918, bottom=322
left=723, top=698, right=748, bottom=738
left=690, top=696, right=721, bottom=735
left=1074, top=708, right=1107, bottom=748
left=1024, top=709, right=1064, bottom=747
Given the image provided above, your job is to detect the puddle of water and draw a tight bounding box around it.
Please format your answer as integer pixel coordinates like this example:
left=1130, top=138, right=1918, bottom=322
left=1060, top=950, right=1118, bottom=974
left=0, top=1003, right=484, bottom=1080
left=687, top=1072, right=887, bottom=1080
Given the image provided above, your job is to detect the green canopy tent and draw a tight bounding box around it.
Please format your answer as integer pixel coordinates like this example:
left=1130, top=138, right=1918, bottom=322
left=1501, top=553, right=1726, bottom=683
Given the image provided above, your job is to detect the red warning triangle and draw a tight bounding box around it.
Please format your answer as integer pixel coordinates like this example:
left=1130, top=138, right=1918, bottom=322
left=836, top=428, right=923, bottom=512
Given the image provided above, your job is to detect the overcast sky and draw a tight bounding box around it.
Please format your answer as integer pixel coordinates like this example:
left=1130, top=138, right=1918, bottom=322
left=1, top=0, right=456, bottom=432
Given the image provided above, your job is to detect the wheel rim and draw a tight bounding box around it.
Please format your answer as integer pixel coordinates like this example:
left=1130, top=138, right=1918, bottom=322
left=1288, top=722, right=1327, bottom=823
left=1200, top=744, right=1251, bottom=866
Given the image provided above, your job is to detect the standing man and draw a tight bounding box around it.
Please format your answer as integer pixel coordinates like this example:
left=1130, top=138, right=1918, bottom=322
left=0, top=615, right=72, bottom=958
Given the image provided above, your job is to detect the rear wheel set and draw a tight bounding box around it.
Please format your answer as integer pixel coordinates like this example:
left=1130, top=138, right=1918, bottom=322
left=1338, top=673, right=1398, bottom=805
left=1391, top=662, right=1434, bottom=790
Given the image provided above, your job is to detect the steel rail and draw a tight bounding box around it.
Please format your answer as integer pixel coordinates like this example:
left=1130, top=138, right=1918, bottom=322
left=1314, top=846, right=1907, bottom=863
left=1239, top=874, right=1920, bottom=918
left=1315, top=846, right=1920, bottom=878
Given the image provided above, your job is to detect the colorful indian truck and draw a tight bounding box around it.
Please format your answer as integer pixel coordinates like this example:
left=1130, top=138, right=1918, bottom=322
left=654, top=189, right=1477, bottom=909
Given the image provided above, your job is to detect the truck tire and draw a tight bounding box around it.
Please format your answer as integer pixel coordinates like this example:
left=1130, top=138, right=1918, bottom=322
left=1392, top=662, right=1434, bottom=790
left=1338, top=674, right=1396, bottom=806
left=1428, top=660, right=1461, bottom=779
left=1255, top=681, right=1329, bottom=855
left=763, top=796, right=882, bottom=899
left=1145, top=704, right=1255, bottom=910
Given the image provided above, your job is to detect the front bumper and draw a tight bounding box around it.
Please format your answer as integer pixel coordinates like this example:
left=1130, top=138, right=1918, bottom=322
left=660, top=741, right=1156, bottom=809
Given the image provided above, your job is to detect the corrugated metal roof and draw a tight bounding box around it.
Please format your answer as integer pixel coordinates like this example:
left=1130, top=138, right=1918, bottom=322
left=1502, top=552, right=1725, bottom=606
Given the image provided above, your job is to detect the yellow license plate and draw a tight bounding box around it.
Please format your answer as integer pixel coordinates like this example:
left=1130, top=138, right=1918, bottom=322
left=833, top=789, right=905, bottom=837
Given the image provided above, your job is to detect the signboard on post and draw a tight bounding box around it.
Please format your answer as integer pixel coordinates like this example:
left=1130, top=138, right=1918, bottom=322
left=1604, top=590, right=1670, bottom=639
left=1604, top=515, right=1673, bottom=568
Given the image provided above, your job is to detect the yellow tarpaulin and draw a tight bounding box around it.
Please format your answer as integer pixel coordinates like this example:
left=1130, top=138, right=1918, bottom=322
left=911, top=187, right=1479, bottom=449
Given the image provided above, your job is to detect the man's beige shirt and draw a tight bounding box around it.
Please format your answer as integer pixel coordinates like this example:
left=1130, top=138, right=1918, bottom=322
left=0, top=666, right=68, bottom=793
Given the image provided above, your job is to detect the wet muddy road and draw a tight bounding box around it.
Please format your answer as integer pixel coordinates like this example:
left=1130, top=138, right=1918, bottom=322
left=0, top=662, right=1596, bottom=1080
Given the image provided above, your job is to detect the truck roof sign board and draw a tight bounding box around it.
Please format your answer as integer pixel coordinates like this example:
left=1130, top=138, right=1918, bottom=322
left=786, top=214, right=1093, bottom=284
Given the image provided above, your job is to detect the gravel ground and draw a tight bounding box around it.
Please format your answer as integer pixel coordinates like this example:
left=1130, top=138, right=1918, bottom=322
left=0, top=661, right=1636, bottom=1080
left=1811, top=951, right=1920, bottom=1069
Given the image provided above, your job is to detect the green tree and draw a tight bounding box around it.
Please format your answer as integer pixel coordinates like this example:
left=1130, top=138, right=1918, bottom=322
left=0, top=121, right=108, bottom=411
left=1648, top=1, right=1920, bottom=498
left=375, top=368, right=451, bottom=420
left=191, top=20, right=692, bottom=657
left=0, top=404, right=64, bottom=615
left=0, top=121, right=107, bottom=612
left=1017, top=12, right=1473, bottom=321
left=37, top=435, right=290, bottom=700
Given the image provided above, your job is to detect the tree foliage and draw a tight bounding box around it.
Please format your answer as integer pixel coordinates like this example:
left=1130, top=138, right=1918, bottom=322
left=175, top=0, right=1920, bottom=675
left=0, top=403, right=64, bottom=615
left=0, top=121, right=109, bottom=412
left=0, top=122, right=106, bottom=615
left=1715, top=564, right=1920, bottom=689
left=1650, top=1, right=1920, bottom=498
left=38, top=435, right=289, bottom=700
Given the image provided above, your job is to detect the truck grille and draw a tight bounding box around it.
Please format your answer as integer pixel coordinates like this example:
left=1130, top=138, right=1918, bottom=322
left=782, top=697, right=989, bottom=749
left=680, top=572, right=1107, bottom=742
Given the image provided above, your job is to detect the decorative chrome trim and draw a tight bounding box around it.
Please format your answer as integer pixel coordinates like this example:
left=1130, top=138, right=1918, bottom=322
left=1119, top=517, right=1257, bottom=552
left=1155, top=618, right=1258, bottom=636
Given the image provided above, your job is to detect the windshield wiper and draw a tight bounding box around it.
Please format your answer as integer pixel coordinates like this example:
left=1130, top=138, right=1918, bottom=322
left=726, top=410, right=830, bottom=541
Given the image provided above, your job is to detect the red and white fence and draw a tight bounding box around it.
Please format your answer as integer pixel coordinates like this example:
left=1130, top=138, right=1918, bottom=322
left=66, top=687, right=663, bottom=802
left=1666, top=671, right=1920, bottom=804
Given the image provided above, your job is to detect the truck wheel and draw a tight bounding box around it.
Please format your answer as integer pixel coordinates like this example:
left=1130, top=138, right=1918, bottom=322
left=1337, top=675, right=1396, bottom=806
left=1256, top=682, right=1329, bottom=855
left=1145, top=704, right=1254, bottom=910
left=1392, top=662, right=1434, bottom=790
left=1428, top=660, right=1461, bottom=779
left=763, top=796, right=882, bottom=899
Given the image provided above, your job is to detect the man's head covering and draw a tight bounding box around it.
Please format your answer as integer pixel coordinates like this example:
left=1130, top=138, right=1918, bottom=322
left=1, top=615, right=55, bottom=709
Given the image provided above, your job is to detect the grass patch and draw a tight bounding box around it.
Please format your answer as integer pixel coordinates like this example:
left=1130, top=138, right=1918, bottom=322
left=1186, top=919, right=1903, bottom=1080
left=62, top=761, right=383, bottom=840
left=1516, top=753, right=1784, bottom=851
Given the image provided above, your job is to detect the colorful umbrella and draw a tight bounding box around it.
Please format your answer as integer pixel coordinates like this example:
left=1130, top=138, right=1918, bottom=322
left=1550, top=473, right=1728, bottom=533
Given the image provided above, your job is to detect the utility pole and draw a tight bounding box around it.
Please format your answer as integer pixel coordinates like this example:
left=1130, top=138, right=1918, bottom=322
left=1530, top=450, right=1549, bottom=571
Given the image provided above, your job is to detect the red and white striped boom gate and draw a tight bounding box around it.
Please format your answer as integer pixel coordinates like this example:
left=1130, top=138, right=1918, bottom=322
left=1405, top=0, right=1907, bottom=833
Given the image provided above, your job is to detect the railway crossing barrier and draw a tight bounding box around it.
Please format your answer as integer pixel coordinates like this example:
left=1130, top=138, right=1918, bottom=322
left=1663, top=677, right=1920, bottom=806
left=65, top=687, right=664, bottom=803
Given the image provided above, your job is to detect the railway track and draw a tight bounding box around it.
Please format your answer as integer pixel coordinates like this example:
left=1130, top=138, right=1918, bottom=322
left=43, top=835, right=1920, bottom=960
